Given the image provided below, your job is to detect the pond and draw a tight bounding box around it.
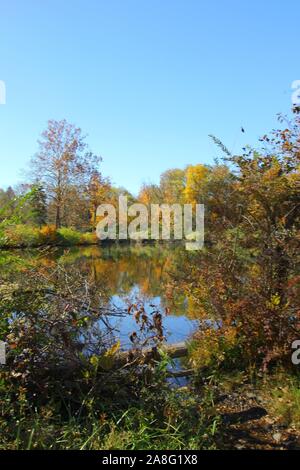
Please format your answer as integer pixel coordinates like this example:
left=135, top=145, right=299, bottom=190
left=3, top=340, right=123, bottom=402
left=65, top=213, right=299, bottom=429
left=1, top=244, right=198, bottom=350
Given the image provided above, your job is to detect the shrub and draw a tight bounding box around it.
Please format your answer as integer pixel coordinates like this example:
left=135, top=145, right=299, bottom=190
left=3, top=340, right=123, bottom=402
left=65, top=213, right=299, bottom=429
left=79, top=232, right=98, bottom=245
left=0, top=225, right=99, bottom=248
left=57, top=227, right=81, bottom=245
left=39, top=224, right=58, bottom=245
left=2, top=224, right=40, bottom=247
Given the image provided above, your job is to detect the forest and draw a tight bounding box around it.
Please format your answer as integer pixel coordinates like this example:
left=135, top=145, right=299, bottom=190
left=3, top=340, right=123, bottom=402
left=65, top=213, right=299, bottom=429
left=0, top=107, right=299, bottom=451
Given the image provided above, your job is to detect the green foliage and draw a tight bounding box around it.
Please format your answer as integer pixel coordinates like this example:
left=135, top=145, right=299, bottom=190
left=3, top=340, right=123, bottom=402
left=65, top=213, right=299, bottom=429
left=0, top=224, right=99, bottom=248
left=261, top=371, right=300, bottom=429
left=29, top=184, right=47, bottom=226
left=57, top=227, right=82, bottom=245
left=79, top=232, right=98, bottom=245
left=1, top=224, right=41, bottom=247
left=0, top=377, right=220, bottom=450
left=0, top=188, right=37, bottom=229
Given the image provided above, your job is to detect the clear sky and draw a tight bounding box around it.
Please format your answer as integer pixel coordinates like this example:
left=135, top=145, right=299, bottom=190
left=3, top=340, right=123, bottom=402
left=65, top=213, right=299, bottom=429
left=0, top=0, right=299, bottom=195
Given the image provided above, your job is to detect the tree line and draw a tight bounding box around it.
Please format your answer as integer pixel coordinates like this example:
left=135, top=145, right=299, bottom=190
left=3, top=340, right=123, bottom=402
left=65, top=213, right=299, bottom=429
left=0, top=110, right=299, bottom=254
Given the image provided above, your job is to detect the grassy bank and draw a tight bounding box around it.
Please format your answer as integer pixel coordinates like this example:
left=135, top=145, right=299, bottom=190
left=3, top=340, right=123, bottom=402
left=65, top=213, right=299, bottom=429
left=0, top=224, right=188, bottom=250
left=0, top=369, right=220, bottom=450
left=0, top=224, right=99, bottom=249
left=1, top=356, right=299, bottom=450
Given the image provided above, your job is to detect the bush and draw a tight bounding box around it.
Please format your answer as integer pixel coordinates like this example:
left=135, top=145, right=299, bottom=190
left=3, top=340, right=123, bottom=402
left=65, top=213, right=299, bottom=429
left=57, top=227, right=82, bottom=245
left=79, top=232, right=98, bottom=245
left=2, top=225, right=41, bottom=247
left=39, top=225, right=58, bottom=245
left=0, top=225, right=99, bottom=248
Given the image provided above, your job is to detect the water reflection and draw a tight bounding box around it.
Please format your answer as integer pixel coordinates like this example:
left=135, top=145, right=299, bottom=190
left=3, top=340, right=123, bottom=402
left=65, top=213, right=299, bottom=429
left=5, top=244, right=198, bottom=347
left=62, top=244, right=198, bottom=347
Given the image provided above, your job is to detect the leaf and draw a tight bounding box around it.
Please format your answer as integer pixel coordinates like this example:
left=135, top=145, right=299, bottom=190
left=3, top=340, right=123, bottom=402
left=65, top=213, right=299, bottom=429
left=97, top=341, right=121, bottom=371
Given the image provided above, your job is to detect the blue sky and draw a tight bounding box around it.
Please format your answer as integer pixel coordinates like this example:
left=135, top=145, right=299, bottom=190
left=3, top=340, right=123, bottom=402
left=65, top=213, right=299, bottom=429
left=0, top=0, right=299, bottom=195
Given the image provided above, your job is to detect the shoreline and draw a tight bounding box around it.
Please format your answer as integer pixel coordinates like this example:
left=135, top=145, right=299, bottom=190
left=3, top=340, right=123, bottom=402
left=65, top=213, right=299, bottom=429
left=0, top=238, right=185, bottom=251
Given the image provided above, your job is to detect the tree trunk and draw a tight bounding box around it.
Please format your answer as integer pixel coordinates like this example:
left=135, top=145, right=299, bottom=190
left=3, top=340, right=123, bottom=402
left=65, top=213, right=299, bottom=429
left=55, top=204, right=61, bottom=229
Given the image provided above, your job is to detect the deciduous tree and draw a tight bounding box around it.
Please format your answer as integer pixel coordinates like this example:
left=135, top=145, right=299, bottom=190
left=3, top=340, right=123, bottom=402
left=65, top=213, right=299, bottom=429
left=30, top=119, right=101, bottom=228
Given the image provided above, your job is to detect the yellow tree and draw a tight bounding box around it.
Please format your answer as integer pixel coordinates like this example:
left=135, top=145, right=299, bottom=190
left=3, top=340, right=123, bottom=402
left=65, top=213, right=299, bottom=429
left=184, top=164, right=209, bottom=205
left=88, top=171, right=111, bottom=227
left=138, top=183, right=162, bottom=206
left=159, top=168, right=186, bottom=204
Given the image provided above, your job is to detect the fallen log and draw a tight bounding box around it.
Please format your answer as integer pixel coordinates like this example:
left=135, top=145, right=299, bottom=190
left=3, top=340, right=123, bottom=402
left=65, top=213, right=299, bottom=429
left=166, top=368, right=194, bottom=378
left=46, top=341, right=189, bottom=377
left=115, top=341, right=188, bottom=368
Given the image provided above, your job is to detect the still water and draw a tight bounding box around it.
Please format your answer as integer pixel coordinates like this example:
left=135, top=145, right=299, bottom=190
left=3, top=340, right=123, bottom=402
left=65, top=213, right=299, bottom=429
left=66, top=244, right=197, bottom=348
left=17, top=244, right=198, bottom=348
